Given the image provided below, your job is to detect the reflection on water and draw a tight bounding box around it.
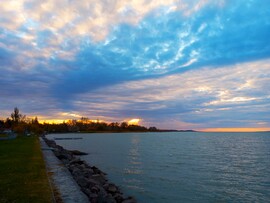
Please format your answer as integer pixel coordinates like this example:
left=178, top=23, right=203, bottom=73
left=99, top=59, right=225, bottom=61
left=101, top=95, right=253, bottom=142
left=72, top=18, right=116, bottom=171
left=48, top=132, right=270, bottom=203
left=124, top=135, right=144, bottom=191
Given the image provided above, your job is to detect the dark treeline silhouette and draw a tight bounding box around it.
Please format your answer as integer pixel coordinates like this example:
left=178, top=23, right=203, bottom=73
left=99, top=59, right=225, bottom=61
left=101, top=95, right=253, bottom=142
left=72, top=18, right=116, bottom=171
left=0, top=108, right=159, bottom=135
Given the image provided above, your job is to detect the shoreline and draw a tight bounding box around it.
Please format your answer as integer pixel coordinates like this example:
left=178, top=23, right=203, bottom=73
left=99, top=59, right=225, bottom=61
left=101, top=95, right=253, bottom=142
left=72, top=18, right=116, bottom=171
left=42, top=136, right=136, bottom=203
left=40, top=137, right=88, bottom=203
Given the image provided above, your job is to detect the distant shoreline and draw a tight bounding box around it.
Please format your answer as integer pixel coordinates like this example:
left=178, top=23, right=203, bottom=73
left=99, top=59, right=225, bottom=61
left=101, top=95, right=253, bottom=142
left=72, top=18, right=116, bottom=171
left=48, top=129, right=197, bottom=134
left=46, top=130, right=270, bottom=134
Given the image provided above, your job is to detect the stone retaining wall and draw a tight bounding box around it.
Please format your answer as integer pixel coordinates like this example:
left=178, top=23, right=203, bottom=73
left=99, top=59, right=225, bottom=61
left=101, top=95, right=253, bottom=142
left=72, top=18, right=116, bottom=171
left=43, top=136, right=136, bottom=203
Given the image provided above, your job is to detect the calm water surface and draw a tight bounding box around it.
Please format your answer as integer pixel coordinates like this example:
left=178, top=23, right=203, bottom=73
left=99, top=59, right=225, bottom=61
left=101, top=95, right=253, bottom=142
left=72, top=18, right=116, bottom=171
left=47, top=132, right=270, bottom=202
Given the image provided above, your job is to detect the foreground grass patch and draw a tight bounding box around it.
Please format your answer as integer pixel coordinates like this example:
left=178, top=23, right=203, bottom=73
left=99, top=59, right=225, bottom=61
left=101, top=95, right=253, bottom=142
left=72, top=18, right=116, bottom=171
left=0, top=136, right=52, bottom=203
left=0, top=133, right=7, bottom=137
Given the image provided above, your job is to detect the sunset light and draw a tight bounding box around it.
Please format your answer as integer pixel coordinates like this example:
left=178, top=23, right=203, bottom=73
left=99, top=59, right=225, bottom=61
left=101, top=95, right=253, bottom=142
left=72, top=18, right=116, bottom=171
left=202, top=128, right=270, bottom=133
left=1, top=1, right=270, bottom=203
left=128, top=119, right=140, bottom=126
left=0, top=0, right=269, bottom=131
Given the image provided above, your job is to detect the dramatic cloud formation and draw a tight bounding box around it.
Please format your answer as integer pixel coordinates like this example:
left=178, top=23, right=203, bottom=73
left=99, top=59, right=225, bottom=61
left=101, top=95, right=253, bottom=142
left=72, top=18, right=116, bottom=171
left=0, top=0, right=269, bottom=130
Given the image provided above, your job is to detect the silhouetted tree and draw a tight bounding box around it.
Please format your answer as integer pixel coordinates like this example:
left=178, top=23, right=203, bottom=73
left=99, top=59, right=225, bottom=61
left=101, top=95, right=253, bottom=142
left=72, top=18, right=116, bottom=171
left=120, top=122, right=128, bottom=129
left=0, top=120, right=4, bottom=130
left=4, top=118, right=12, bottom=128
left=81, top=117, right=89, bottom=124
left=32, top=117, right=39, bottom=125
left=1, top=108, right=160, bottom=134
left=109, top=122, right=120, bottom=131
left=149, top=127, right=157, bottom=131
left=11, top=107, right=22, bottom=124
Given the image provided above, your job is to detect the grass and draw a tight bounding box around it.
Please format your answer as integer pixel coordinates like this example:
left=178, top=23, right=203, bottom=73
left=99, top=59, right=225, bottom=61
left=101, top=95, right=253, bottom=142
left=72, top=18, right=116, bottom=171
left=0, top=136, right=53, bottom=203
left=0, top=133, right=7, bottom=137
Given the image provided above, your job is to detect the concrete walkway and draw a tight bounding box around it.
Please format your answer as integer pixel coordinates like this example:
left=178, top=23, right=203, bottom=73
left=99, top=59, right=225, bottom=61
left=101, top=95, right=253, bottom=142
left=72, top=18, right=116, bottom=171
left=40, top=138, right=89, bottom=203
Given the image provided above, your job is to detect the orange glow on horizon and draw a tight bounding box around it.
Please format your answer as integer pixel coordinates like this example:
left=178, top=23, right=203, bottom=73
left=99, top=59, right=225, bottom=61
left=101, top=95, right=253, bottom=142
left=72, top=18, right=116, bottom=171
left=201, top=127, right=270, bottom=132
left=128, top=118, right=140, bottom=125
left=38, top=119, right=104, bottom=124
left=39, top=119, right=67, bottom=124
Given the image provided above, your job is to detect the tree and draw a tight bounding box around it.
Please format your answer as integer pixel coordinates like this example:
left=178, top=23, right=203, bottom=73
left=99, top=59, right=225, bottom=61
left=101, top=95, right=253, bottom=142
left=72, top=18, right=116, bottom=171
left=32, top=117, right=39, bottom=125
left=80, top=117, right=89, bottom=124
left=109, top=122, right=120, bottom=130
left=149, top=127, right=157, bottom=131
left=120, top=122, right=128, bottom=129
left=11, top=107, right=22, bottom=124
left=4, top=118, right=12, bottom=128
left=0, top=119, right=4, bottom=130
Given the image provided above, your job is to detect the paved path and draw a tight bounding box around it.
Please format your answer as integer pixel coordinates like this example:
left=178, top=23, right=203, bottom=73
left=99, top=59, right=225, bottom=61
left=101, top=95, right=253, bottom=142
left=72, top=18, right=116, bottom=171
left=40, top=138, right=89, bottom=203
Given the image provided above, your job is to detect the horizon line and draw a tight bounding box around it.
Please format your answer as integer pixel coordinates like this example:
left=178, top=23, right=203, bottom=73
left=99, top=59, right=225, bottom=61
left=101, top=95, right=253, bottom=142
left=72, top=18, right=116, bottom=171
left=199, top=127, right=270, bottom=133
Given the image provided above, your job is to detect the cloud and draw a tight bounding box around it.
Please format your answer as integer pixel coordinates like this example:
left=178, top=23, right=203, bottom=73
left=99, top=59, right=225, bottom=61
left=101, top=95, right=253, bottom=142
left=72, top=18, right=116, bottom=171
left=0, top=0, right=219, bottom=99
left=48, top=0, right=270, bottom=98
left=56, top=59, right=269, bottom=129
left=0, top=59, right=269, bottom=129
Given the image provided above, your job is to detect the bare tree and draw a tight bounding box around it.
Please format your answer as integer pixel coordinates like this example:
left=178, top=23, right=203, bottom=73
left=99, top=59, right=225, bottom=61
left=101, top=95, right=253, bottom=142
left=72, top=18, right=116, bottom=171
left=11, top=107, right=22, bottom=124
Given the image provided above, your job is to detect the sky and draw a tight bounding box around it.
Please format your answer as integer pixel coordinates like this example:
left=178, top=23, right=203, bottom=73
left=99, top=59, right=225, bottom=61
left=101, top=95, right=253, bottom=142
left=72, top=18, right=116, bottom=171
left=0, top=0, right=270, bottom=131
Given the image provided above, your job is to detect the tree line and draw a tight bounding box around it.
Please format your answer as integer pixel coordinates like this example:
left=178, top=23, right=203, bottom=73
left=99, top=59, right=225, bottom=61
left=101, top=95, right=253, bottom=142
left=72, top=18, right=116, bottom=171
left=0, top=107, right=158, bottom=135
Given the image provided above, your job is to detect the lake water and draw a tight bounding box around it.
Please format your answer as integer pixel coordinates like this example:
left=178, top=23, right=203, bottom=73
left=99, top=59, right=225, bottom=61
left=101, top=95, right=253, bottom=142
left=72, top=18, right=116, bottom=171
left=47, top=132, right=270, bottom=202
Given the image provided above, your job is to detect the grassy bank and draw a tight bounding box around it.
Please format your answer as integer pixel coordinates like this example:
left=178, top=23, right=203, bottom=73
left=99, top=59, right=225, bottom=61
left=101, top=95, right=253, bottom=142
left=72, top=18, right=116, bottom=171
left=0, top=133, right=7, bottom=137
left=0, top=136, right=53, bottom=203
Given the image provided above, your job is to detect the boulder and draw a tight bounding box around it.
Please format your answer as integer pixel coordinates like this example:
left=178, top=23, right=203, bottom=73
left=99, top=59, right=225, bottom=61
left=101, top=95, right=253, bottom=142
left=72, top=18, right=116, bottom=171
left=89, top=193, right=98, bottom=203
left=107, top=184, right=118, bottom=193
left=91, top=186, right=100, bottom=194
left=113, top=193, right=124, bottom=203
left=70, top=158, right=85, bottom=165
left=76, top=176, right=89, bottom=188
left=92, top=174, right=107, bottom=185
left=83, top=168, right=94, bottom=177
left=103, top=183, right=109, bottom=190
left=82, top=188, right=92, bottom=197
left=92, top=166, right=106, bottom=175
left=122, top=197, right=137, bottom=203
left=71, top=167, right=82, bottom=177
left=69, top=150, right=89, bottom=155
left=97, top=193, right=116, bottom=203
left=86, top=178, right=99, bottom=188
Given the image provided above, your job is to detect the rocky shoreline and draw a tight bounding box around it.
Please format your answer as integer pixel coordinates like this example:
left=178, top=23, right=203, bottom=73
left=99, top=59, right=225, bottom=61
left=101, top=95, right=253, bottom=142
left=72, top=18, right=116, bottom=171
left=42, top=136, right=136, bottom=203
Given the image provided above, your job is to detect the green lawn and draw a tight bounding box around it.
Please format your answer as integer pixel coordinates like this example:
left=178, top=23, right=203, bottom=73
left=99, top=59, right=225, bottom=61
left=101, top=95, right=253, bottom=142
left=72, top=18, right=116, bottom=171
left=0, top=133, right=7, bottom=137
left=0, top=136, right=53, bottom=203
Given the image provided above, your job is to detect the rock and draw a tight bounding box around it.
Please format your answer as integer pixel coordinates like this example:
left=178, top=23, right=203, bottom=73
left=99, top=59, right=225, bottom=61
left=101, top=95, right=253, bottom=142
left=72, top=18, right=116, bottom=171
left=97, top=193, right=116, bottom=203
left=92, top=166, right=105, bottom=174
left=95, top=184, right=107, bottom=194
left=69, top=150, right=89, bottom=155
left=103, top=183, right=109, bottom=190
left=76, top=176, right=89, bottom=188
left=70, top=158, right=85, bottom=165
left=53, top=149, right=73, bottom=161
left=76, top=164, right=86, bottom=171
left=56, top=145, right=64, bottom=151
left=91, top=186, right=100, bottom=194
left=92, top=174, right=107, bottom=185
left=107, top=184, right=118, bottom=193
left=67, top=164, right=76, bottom=172
left=82, top=188, right=92, bottom=196
left=86, top=178, right=99, bottom=188
left=122, top=197, right=137, bottom=203
left=113, top=193, right=124, bottom=203
left=56, top=153, right=69, bottom=160
left=61, top=158, right=70, bottom=165
left=89, top=193, right=98, bottom=203
left=44, top=139, right=57, bottom=148
left=83, top=168, right=94, bottom=177
left=71, top=167, right=81, bottom=177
